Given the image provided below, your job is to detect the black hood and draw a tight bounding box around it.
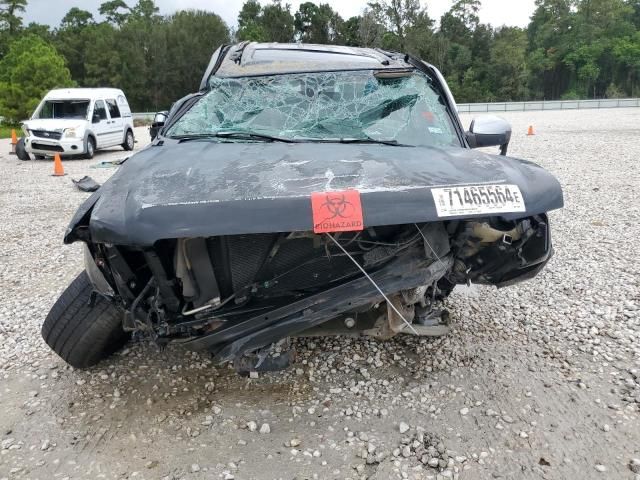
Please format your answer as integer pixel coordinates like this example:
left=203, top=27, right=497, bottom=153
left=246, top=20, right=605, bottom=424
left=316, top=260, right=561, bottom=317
left=75, top=142, right=563, bottom=246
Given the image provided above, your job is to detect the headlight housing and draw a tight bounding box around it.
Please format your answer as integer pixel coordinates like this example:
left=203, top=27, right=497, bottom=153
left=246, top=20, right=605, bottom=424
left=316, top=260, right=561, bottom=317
left=64, top=128, right=79, bottom=138
left=21, top=125, right=29, bottom=136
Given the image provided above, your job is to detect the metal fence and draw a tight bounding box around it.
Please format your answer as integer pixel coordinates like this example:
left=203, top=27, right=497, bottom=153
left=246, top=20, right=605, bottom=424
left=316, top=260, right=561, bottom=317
left=457, top=98, right=640, bottom=113
left=132, top=112, right=156, bottom=121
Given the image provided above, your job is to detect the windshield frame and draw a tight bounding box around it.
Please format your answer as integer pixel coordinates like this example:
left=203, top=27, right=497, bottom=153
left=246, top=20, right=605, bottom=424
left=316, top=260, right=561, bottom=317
left=164, top=67, right=465, bottom=148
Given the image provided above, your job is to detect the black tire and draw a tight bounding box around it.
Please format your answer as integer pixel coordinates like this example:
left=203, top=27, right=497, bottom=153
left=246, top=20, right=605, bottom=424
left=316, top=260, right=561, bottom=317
left=84, top=136, right=95, bottom=159
left=42, top=271, right=128, bottom=369
left=15, top=138, right=30, bottom=160
left=122, top=129, right=134, bottom=151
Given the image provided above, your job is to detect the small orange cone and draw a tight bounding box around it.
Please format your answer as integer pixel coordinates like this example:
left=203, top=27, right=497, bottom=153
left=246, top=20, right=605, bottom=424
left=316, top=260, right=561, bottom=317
left=9, top=129, right=17, bottom=154
left=52, top=153, right=65, bottom=176
left=527, top=125, right=535, bottom=136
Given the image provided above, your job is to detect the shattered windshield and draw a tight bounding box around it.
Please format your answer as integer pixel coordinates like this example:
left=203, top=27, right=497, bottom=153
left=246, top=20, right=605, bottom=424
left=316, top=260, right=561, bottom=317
left=35, top=100, right=90, bottom=120
left=167, top=70, right=460, bottom=147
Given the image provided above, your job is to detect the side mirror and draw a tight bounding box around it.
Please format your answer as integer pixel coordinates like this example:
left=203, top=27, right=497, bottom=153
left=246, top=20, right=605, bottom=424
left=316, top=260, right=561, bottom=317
left=153, top=111, right=168, bottom=126
left=150, top=111, right=169, bottom=141
left=466, top=115, right=512, bottom=156
left=92, top=113, right=101, bottom=124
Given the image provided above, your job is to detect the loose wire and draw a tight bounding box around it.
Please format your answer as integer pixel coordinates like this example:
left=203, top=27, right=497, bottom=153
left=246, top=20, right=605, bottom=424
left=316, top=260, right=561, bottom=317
left=325, top=232, right=418, bottom=335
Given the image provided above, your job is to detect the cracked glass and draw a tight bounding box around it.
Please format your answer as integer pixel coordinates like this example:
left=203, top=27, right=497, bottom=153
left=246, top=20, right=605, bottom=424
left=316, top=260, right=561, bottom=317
left=167, top=70, right=459, bottom=147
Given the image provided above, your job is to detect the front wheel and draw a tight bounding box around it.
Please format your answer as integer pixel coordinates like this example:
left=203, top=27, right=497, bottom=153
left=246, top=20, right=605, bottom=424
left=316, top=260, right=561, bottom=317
left=84, top=136, right=95, bottom=159
left=16, top=138, right=30, bottom=160
left=122, top=129, right=134, bottom=151
left=41, top=271, right=129, bottom=369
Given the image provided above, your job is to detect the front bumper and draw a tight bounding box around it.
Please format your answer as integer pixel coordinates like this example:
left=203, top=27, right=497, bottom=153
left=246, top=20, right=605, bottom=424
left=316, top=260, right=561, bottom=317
left=24, top=136, right=85, bottom=156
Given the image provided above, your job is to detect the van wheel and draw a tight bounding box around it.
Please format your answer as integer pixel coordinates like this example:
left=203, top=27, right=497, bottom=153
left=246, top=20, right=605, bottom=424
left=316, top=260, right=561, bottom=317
left=16, top=138, right=30, bottom=160
left=41, top=271, right=129, bottom=369
left=122, top=129, right=134, bottom=151
left=84, top=136, right=95, bottom=159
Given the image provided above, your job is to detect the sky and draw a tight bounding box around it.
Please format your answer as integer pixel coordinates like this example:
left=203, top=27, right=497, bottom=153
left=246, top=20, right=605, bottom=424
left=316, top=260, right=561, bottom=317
left=25, top=0, right=536, bottom=30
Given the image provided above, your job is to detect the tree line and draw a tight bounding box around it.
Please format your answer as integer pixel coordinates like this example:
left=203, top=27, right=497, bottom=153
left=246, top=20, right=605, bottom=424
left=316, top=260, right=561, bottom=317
left=0, top=0, right=639, bottom=123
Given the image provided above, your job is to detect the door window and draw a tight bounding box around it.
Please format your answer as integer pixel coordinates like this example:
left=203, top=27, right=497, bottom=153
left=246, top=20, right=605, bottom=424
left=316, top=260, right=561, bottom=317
left=106, top=99, right=121, bottom=118
left=94, top=100, right=108, bottom=121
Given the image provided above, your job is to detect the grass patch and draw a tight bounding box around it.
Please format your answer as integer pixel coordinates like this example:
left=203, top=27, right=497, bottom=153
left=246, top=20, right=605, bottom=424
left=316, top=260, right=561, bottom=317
left=0, top=125, right=20, bottom=139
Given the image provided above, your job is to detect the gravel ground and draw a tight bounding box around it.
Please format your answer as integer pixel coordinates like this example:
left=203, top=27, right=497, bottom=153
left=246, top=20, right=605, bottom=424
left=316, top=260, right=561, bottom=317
left=0, top=110, right=639, bottom=480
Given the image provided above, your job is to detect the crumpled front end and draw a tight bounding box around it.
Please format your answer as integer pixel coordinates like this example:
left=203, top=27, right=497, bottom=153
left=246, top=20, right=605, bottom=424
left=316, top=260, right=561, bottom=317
left=74, top=213, right=553, bottom=368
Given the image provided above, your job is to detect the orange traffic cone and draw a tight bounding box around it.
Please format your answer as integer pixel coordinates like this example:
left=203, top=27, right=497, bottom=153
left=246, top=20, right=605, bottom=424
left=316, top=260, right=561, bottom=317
left=9, top=129, right=17, bottom=155
left=527, top=125, right=535, bottom=136
left=52, top=153, right=65, bottom=176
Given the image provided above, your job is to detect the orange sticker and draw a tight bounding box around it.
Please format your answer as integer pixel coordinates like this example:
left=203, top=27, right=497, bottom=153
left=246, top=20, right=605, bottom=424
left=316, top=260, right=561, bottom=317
left=311, top=190, right=364, bottom=234
left=421, top=111, right=435, bottom=123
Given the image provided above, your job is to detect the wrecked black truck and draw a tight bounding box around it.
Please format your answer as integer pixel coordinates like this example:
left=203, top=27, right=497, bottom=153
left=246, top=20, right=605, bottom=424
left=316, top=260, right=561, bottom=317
left=42, top=43, right=563, bottom=372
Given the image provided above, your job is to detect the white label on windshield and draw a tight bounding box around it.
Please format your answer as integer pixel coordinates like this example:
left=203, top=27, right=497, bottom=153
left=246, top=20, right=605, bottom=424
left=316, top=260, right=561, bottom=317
left=428, top=127, right=443, bottom=134
left=431, top=184, right=526, bottom=217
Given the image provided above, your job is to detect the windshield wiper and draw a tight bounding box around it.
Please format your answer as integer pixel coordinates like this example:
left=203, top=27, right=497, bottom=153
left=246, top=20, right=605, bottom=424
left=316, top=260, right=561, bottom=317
left=170, top=132, right=409, bottom=147
left=333, top=137, right=410, bottom=147
left=172, top=131, right=297, bottom=143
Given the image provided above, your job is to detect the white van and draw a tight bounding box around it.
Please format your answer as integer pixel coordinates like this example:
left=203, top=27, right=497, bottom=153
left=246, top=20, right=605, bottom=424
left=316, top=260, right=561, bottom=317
left=21, top=88, right=134, bottom=159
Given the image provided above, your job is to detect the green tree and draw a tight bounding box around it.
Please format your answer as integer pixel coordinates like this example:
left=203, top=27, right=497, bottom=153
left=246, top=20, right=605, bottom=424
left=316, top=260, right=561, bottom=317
left=338, top=16, right=361, bottom=46
left=357, top=8, right=385, bottom=47
left=261, top=1, right=294, bottom=42
left=162, top=10, right=229, bottom=107
left=488, top=27, right=530, bottom=100
left=237, top=0, right=294, bottom=43
left=21, top=21, right=50, bottom=40
left=61, top=7, right=94, bottom=29
left=0, top=0, right=27, bottom=57
left=613, top=31, right=640, bottom=95
left=526, top=0, right=575, bottom=99
left=237, top=0, right=265, bottom=41
left=0, top=0, right=26, bottom=35
left=440, top=0, right=480, bottom=44
left=83, top=23, right=122, bottom=88
left=0, top=34, right=74, bottom=122
left=295, top=2, right=343, bottom=44
left=99, top=0, right=131, bottom=26
left=55, top=8, right=96, bottom=83
left=130, top=0, right=159, bottom=20
left=404, top=10, right=435, bottom=60
left=437, top=0, right=485, bottom=98
left=367, top=0, right=421, bottom=50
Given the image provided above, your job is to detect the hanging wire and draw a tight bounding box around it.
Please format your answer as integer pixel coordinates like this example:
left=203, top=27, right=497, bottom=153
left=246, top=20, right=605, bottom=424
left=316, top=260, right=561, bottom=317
left=325, top=232, right=418, bottom=335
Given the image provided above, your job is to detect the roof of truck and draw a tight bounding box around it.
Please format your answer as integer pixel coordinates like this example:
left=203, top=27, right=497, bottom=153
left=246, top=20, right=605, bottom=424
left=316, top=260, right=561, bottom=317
left=44, top=88, right=127, bottom=100
left=214, top=42, right=414, bottom=78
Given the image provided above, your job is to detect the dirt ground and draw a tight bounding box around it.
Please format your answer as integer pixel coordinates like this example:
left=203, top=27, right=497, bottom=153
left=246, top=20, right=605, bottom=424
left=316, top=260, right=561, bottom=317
left=0, top=110, right=639, bottom=480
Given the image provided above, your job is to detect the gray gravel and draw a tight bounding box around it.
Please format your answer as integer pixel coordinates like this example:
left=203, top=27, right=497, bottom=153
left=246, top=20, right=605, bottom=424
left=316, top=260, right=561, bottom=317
left=0, top=109, right=639, bottom=479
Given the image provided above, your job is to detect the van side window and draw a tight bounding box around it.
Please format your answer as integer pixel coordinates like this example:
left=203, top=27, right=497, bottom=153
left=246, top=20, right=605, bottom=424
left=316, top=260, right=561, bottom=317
left=94, top=100, right=108, bottom=121
left=106, top=99, right=121, bottom=118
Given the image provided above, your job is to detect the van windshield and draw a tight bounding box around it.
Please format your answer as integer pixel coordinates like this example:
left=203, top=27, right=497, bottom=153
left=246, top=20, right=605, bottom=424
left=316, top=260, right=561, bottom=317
left=35, top=100, right=90, bottom=120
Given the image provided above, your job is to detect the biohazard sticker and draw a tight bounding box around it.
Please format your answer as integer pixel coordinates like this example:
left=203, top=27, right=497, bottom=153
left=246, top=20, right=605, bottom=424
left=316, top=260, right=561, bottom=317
left=311, top=190, right=364, bottom=234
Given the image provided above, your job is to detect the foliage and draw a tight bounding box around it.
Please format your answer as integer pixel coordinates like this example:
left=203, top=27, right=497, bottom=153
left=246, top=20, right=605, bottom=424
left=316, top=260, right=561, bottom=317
left=237, top=0, right=294, bottom=42
left=0, top=0, right=639, bottom=118
left=295, top=2, right=343, bottom=44
left=0, top=34, right=74, bottom=122
left=0, top=0, right=26, bottom=35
